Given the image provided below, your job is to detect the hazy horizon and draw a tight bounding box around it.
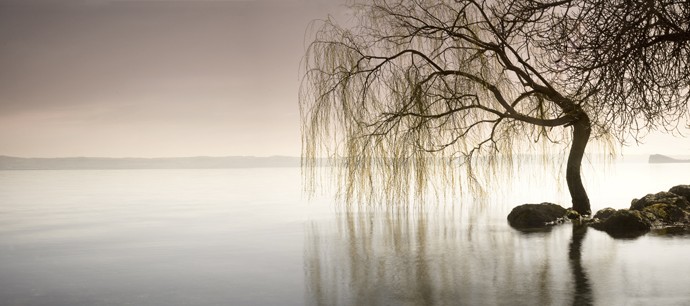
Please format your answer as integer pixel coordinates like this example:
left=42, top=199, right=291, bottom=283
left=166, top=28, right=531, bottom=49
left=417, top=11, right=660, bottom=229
left=0, top=153, right=299, bottom=158
left=0, top=152, right=688, bottom=159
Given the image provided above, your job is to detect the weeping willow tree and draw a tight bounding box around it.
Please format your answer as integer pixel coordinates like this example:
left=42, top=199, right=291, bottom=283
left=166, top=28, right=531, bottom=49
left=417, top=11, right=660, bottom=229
left=300, top=0, right=689, bottom=215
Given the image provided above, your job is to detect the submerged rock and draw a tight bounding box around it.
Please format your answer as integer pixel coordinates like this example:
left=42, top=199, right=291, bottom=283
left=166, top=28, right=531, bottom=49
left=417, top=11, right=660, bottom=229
left=507, top=203, right=566, bottom=229
left=589, top=209, right=651, bottom=238
left=651, top=226, right=690, bottom=236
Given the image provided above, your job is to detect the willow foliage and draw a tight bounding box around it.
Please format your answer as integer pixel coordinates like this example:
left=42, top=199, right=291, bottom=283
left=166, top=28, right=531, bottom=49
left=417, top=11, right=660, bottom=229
left=299, top=0, right=688, bottom=207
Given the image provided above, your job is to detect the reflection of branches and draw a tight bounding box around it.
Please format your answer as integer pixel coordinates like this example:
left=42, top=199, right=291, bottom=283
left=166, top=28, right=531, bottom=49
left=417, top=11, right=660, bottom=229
left=569, top=223, right=593, bottom=306
left=304, top=205, right=577, bottom=305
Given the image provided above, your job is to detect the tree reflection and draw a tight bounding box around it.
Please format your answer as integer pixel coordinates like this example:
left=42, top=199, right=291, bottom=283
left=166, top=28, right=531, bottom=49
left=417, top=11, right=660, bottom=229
left=569, top=223, right=593, bottom=306
left=304, top=205, right=584, bottom=305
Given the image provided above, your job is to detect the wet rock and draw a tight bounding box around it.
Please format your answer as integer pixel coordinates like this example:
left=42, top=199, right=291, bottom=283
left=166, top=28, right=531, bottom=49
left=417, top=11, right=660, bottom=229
left=630, top=191, right=690, bottom=211
left=593, top=207, right=616, bottom=221
left=507, top=203, right=567, bottom=229
left=589, top=209, right=651, bottom=238
left=590, top=185, right=690, bottom=238
left=566, top=208, right=581, bottom=220
left=642, top=203, right=688, bottom=224
left=640, top=210, right=658, bottom=223
left=669, top=185, right=690, bottom=201
left=651, top=226, right=690, bottom=236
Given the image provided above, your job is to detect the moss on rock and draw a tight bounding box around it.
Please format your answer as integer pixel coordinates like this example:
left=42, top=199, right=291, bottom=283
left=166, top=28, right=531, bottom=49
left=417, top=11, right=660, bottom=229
left=643, top=203, right=688, bottom=224
left=508, top=184, right=690, bottom=238
left=630, top=191, right=690, bottom=211
left=669, top=185, right=690, bottom=201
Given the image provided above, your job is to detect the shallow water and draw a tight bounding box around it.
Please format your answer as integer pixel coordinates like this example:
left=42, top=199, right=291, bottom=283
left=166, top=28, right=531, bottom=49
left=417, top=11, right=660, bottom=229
left=0, top=163, right=688, bottom=305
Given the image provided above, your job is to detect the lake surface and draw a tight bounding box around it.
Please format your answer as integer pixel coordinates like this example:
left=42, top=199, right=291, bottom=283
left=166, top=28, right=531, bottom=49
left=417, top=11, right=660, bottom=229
left=0, top=162, right=689, bottom=305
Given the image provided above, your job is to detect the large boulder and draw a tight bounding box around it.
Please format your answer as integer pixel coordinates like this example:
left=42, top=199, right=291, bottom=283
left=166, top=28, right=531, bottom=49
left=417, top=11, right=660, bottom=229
left=507, top=203, right=566, bottom=229
left=669, top=185, right=690, bottom=201
left=589, top=209, right=651, bottom=238
left=630, top=191, right=690, bottom=211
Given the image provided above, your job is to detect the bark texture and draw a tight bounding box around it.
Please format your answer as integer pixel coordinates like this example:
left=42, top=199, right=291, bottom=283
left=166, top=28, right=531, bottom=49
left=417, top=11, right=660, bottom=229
left=566, top=113, right=592, bottom=215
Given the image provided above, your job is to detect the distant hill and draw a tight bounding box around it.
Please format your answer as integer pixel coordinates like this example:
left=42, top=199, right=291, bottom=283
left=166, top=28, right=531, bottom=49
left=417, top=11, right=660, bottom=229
left=649, top=154, right=690, bottom=163
left=0, top=155, right=300, bottom=170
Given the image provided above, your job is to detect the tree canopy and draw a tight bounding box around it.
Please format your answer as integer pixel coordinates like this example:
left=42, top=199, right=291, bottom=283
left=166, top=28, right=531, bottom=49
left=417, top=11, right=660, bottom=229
left=518, top=0, right=690, bottom=140
left=300, top=0, right=689, bottom=214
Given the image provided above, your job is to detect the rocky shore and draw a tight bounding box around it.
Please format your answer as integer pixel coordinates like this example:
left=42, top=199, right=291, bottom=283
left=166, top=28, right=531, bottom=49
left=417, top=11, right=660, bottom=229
left=508, top=185, right=690, bottom=238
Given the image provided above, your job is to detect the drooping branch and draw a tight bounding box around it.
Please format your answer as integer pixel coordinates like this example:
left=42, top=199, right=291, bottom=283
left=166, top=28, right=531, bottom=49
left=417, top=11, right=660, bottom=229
left=300, top=0, right=688, bottom=209
left=300, top=0, right=588, bottom=205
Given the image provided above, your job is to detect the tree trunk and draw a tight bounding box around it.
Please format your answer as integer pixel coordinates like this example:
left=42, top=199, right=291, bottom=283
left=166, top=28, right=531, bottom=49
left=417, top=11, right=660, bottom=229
left=566, top=113, right=592, bottom=215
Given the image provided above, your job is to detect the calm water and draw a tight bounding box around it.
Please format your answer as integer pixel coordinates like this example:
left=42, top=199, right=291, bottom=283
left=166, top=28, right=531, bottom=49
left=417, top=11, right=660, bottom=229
left=0, top=162, right=688, bottom=305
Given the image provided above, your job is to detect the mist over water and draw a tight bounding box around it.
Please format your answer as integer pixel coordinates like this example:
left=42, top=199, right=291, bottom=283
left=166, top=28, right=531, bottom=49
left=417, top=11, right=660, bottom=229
left=0, top=169, right=306, bottom=306
left=0, top=161, right=688, bottom=305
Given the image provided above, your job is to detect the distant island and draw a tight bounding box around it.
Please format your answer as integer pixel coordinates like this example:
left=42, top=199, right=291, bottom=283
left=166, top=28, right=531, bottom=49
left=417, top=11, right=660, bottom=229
left=649, top=154, right=690, bottom=163
left=0, top=155, right=300, bottom=170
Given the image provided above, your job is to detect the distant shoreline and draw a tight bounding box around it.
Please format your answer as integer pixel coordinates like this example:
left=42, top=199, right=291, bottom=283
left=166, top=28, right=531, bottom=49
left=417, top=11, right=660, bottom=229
left=648, top=154, right=690, bottom=164
left=1, top=154, right=685, bottom=170
left=0, top=155, right=300, bottom=170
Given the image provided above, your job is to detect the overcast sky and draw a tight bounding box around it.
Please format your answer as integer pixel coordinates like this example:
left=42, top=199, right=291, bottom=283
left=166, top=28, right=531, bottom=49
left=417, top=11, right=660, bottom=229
left=0, top=0, right=348, bottom=157
left=0, top=0, right=687, bottom=158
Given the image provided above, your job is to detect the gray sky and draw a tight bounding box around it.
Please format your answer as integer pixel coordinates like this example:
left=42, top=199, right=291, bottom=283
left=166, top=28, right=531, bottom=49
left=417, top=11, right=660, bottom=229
left=0, top=0, right=347, bottom=157
left=0, top=0, right=687, bottom=158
